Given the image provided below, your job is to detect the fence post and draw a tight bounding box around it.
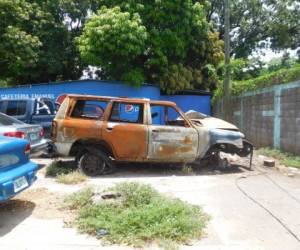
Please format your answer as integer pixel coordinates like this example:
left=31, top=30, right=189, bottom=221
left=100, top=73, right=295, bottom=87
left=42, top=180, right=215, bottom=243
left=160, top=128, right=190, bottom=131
left=240, top=97, right=244, bottom=132
left=273, top=87, right=281, bottom=149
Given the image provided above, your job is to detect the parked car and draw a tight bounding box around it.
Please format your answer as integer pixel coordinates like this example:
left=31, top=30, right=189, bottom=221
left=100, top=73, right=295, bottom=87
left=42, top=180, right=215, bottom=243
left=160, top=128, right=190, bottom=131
left=0, top=136, right=37, bottom=201
left=0, top=112, right=48, bottom=154
left=52, top=94, right=253, bottom=176
left=0, top=98, right=56, bottom=138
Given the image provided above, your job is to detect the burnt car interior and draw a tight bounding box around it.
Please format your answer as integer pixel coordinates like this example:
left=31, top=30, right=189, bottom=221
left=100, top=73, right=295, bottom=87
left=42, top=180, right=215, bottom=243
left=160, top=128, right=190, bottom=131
left=71, top=100, right=107, bottom=120
left=109, top=102, right=144, bottom=124
left=150, top=104, right=187, bottom=127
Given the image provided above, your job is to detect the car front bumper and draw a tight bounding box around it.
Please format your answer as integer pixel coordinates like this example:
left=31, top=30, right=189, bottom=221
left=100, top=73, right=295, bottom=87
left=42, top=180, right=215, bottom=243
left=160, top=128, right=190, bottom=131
left=0, top=161, right=37, bottom=201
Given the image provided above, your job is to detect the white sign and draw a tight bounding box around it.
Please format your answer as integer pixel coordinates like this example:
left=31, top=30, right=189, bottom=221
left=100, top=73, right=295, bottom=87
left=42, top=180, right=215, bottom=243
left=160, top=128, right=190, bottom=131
left=0, top=93, right=55, bottom=100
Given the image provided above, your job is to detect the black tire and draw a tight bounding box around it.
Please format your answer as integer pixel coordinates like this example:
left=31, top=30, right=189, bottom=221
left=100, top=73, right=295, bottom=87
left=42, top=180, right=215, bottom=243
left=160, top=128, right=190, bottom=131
left=78, top=151, right=106, bottom=176
left=77, top=148, right=115, bottom=176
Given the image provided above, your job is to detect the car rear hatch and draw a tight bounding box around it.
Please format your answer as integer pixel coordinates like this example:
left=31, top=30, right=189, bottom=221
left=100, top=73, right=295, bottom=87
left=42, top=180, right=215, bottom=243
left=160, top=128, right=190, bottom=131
left=14, top=124, right=43, bottom=146
left=0, top=137, right=37, bottom=200
left=0, top=138, right=29, bottom=172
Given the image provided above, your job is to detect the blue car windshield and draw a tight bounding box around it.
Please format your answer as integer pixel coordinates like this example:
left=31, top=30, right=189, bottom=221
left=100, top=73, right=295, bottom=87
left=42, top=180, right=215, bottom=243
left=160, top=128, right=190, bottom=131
left=0, top=113, right=23, bottom=126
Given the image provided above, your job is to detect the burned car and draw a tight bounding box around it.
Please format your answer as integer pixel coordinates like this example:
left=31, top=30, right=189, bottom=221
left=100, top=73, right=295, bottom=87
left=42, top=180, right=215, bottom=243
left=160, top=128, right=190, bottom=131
left=52, top=95, right=253, bottom=176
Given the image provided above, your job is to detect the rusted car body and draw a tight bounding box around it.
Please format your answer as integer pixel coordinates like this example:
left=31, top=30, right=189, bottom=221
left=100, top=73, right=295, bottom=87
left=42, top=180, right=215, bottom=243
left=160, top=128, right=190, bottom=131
left=52, top=95, right=252, bottom=175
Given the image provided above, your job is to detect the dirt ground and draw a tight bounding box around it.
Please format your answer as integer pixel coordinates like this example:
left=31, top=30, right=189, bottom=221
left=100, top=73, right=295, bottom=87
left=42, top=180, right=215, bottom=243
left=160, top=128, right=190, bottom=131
left=0, top=153, right=300, bottom=250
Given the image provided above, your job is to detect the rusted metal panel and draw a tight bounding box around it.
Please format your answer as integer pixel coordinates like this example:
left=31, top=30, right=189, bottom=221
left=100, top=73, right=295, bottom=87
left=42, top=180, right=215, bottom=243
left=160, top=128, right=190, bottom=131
left=102, top=122, right=147, bottom=160
left=147, top=126, right=198, bottom=162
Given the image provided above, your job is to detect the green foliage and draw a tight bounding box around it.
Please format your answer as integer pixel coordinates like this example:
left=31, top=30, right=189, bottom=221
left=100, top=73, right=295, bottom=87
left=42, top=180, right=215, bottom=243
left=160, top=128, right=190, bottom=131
left=78, top=0, right=224, bottom=92
left=57, top=171, right=87, bottom=185
left=46, top=160, right=86, bottom=184
left=214, top=63, right=300, bottom=99
left=267, top=0, right=300, bottom=51
left=257, top=148, right=300, bottom=169
left=65, top=187, right=94, bottom=210
left=218, top=59, right=252, bottom=81
left=160, top=64, right=193, bottom=94
left=77, top=6, right=147, bottom=86
left=66, top=182, right=208, bottom=247
left=203, top=0, right=299, bottom=59
left=0, top=0, right=40, bottom=82
left=0, top=0, right=100, bottom=85
left=45, top=160, right=76, bottom=177
left=202, top=0, right=269, bottom=58
left=232, top=63, right=300, bottom=95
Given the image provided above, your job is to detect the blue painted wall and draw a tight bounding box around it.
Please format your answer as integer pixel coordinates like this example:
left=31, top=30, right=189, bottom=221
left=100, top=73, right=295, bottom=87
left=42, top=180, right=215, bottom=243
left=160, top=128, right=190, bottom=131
left=161, top=95, right=211, bottom=116
left=0, top=80, right=211, bottom=115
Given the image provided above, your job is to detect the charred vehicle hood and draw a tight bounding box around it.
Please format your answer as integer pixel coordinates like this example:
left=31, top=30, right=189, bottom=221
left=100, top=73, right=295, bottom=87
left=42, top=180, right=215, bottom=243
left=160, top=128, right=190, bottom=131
left=184, top=110, right=239, bottom=131
left=194, top=117, right=238, bottom=131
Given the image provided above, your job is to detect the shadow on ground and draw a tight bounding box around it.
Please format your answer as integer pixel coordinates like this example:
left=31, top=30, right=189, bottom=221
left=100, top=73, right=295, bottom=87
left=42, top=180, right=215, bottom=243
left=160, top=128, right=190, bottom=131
left=0, top=199, right=35, bottom=237
left=50, top=158, right=251, bottom=179
left=102, top=163, right=247, bottom=179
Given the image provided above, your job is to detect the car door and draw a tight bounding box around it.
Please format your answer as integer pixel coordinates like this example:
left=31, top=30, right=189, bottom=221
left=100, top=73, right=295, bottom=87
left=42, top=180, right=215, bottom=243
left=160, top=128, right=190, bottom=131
left=61, top=99, right=107, bottom=142
left=101, top=101, right=147, bottom=161
left=147, top=104, right=198, bottom=162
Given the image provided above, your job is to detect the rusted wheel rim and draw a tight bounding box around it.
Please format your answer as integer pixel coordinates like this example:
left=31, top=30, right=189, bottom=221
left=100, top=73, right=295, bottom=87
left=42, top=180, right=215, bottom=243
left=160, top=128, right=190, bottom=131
left=80, top=153, right=105, bottom=176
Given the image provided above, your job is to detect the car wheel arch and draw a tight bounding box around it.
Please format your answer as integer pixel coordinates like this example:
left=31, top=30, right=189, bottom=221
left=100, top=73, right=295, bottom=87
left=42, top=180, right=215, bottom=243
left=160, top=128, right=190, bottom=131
left=70, top=139, right=115, bottom=159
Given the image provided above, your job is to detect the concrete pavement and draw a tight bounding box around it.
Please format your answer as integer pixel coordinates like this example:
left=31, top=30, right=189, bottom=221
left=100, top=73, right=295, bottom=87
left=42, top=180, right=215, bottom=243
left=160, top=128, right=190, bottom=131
left=0, top=159, right=300, bottom=250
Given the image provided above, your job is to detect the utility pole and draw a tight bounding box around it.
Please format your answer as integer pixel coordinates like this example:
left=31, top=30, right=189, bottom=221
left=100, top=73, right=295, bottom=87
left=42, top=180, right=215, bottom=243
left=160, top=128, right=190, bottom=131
left=224, top=0, right=231, bottom=121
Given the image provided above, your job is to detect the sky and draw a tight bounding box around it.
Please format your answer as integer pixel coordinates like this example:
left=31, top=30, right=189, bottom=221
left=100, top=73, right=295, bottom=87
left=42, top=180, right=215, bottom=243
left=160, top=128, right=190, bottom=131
left=256, top=48, right=298, bottom=62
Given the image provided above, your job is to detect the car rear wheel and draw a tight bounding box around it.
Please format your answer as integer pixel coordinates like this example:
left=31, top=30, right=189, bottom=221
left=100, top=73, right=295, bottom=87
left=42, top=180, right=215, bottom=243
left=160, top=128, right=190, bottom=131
left=77, top=148, right=115, bottom=176
left=78, top=151, right=106, bottom=176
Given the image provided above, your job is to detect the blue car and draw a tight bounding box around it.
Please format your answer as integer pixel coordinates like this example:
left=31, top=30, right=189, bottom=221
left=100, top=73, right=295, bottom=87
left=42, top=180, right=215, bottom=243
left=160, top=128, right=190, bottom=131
left=0, top=136, right=37, bottom=201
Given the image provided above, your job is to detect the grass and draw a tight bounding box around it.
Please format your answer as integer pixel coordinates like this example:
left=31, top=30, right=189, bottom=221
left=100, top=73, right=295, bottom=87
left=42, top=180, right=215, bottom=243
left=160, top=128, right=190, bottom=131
left=45, top=160, right=76, bottom=177
left=65, top=182, right=208, bottom=247
left=65, top=187, right=94, bottom=210
left=46, top=160, right=86, bottom=184
left=57, top=171, right=87, bottom=184
left=181, top=165, right=194, bottom=175
left=257, top=147, right=300, bottom=169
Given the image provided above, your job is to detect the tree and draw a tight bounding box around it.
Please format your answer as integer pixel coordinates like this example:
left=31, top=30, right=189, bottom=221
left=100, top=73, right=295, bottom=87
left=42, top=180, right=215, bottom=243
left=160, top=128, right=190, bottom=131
left=267, top=0, right=300, bottom=52
left=0, top=0, right=41, bottom=85
left=201, top=0, right=269, bottom=58
left=78, top=0, right=224, bottom=92
left=0, top=0, right=100, bottom=85
left=77, top=6, right=148, bottom=86
left=201, top=0, right=300, bottom=59
left=20, top=0, right=101, bottom=84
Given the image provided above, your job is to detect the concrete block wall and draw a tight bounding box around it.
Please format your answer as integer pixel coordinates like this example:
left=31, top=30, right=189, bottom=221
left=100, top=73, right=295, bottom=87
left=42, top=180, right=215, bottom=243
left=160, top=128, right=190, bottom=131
left=213, top=81, right=300, bottom=154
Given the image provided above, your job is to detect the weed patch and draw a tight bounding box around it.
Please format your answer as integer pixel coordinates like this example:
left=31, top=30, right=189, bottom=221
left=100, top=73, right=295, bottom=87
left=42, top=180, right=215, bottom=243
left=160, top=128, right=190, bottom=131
left=64, top=187, right=94, bottom=210
left=65, top=182, right=208, bottom=247
left=57, top=171, right=87, bottom=184
left=181, top=165, right=194, bottom=175
left=46, top=160, right=86, bottom=184
left=257, top=147, right=300, bottom=169
left=45, top=160, right=76, bottom=177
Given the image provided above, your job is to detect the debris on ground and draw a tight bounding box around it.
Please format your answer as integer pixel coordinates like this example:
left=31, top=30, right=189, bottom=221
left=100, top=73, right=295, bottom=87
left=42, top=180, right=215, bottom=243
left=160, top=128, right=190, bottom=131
left=264, top=159, right=276, bottom=167
left=96, top=229, right=109, bottom=238
left=92, top=191, right=122, bottom=205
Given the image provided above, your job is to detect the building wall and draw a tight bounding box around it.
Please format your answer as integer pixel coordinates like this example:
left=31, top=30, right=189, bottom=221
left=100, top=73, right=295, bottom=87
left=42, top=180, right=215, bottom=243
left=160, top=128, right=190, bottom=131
left=0, top=80, right=212, bottom=114
left=0, top=80, right=160, bottom=100
left=161, top=94, right=211, bottom=115
left=213, top=80, right=300, bottom=154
